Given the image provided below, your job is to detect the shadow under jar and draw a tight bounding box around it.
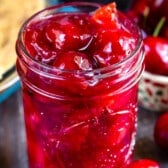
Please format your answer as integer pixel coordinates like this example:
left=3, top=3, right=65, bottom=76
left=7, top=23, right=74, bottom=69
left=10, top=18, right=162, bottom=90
left=16, top=2, right=144, bottom=168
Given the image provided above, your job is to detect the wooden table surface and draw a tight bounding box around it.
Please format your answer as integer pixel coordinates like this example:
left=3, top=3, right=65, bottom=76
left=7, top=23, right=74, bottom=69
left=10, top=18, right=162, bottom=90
left=0, top=89, right=168, bottom=168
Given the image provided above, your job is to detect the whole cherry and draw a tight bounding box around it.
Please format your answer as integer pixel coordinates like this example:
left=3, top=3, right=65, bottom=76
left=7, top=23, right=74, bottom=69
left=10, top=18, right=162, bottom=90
left=44, top=14, right=94, bottom=52
left=53, top=51, right=93, bottom=71
left=144, top=36, right=168, bottom=75
left=154, top=112, right=168, bottom=150
left=130, top=0, right=148, bottom=15
left=128, top=159, right=160, bottom=168
left=143, top=16, right=168, bottom=75
left=128, top=0, right=168, bottom=35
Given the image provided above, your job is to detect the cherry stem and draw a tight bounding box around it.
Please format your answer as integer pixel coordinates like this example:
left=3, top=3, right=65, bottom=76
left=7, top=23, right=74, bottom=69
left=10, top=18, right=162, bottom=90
left=153, top=16, right=166, bottom=37
left=143, top=6, right=150, bottom=26
left=143, top=6, right=150, bottom=18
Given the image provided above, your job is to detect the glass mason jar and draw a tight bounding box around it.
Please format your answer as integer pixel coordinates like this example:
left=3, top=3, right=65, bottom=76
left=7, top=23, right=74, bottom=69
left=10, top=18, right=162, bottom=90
left=16, top=2, right=144, bottom=168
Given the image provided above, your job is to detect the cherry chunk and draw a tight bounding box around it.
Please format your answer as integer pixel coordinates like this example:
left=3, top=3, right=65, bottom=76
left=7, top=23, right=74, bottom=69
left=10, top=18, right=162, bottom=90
left=53, top=51, right=93, bottom=71
left=45, top=14, right=95, bottom=52
left=92, top=2, right=137, bottom=68
left=93, top=29, right=136, bottom=67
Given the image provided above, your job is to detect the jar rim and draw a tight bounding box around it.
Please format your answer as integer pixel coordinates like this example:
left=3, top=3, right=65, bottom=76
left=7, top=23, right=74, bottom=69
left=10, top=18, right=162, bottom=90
left=16, top=2, right=143, bottom=76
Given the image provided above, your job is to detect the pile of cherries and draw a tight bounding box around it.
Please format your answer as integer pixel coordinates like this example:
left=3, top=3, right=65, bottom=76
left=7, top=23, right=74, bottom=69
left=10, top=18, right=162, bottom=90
left=127, top=0, right=168, bottom=76
left=127, top=0, right=168, bottom=167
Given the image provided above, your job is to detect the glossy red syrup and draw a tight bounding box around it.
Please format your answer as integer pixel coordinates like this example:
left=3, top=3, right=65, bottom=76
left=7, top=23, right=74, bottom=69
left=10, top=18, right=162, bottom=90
left=16, top=3, right=142, bottom=168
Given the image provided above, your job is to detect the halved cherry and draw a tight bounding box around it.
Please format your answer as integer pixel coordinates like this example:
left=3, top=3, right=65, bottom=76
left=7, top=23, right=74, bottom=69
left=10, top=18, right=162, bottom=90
left=53, top=51, right=93, bottom=71
left=24, top=25, right=57, bottom=64
left=93, top=29, right=136, bottom=67
left=45, top=15, right=94, bottom=52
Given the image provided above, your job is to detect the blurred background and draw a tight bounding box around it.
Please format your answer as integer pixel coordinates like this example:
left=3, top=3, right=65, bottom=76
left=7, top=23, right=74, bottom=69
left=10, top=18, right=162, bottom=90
left=51, top=0, right=134, bottom=10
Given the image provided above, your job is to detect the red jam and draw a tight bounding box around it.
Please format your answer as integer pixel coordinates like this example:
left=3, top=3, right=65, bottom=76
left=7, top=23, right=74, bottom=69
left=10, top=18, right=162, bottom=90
left=24, top=3, right=138, bottom=69
left=16, top=2, right=143, bottom=168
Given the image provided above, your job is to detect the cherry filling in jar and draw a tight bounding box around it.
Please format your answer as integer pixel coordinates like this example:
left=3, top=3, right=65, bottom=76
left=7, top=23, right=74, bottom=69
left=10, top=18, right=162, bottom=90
left=16, top=2, right=144, bottom=168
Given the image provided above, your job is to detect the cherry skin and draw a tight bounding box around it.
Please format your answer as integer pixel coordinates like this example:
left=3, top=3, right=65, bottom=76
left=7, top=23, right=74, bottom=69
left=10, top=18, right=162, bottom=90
left=149, top=0, right=168, bottom=19
left=130, top=0, right=148, bottom=15
left=81, top=110, right=135, bottom=168
left=44, top=14, right=94, bottom=52
left=144, top=36, right=168, bottom=76
left=92, top=28, right=136, bottom=68
left=128, top=159, right=160, bottom=168
left=53, top=51, right=93, bottom=71
left=154, top=112, right=168, bottom=150
left=161, top=23, right=168, bottom=39
left=24, top=28, right=57, bottom=64
left=128, top=0, right=151, bottom=32
left=25, top=14, right=95, bottom=64
left=126, top=10, right=142, bottom=24
left=129, top=0, right=168, bottom=36
left=52, top=51, right=95, bottom=96
left=92, top=2, right=138, bottom=68
left=130, top=0, right=167, bottom=18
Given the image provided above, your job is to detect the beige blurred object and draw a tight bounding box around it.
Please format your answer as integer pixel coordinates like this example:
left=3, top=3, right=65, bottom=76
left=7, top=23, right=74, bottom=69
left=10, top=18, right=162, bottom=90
left=0, top=0, right=46, bottom=80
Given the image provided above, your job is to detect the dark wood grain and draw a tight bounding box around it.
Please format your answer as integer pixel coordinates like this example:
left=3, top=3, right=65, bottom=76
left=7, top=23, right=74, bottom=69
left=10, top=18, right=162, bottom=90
left=0, top=90, right=168, bottom=168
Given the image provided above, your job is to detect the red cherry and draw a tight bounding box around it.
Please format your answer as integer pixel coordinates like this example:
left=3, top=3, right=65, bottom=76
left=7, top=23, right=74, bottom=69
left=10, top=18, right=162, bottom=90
left=130, top=0, right=148, bottom=15
left=126, top=10, right=141, bottom=24
left=129, top=0, right=149, bottom=22
left=60, top=121, right=89, bottom=151
left=24, top=28, right=57, bottom=64
left=128, top=159, right=160, bottom=168
left=160, top=0, right=168, bottom=19
left=80, top=110, right=135, bottom=167
left=53, top=51, right=93, bottom=71
left=27, top=137, right=47, bottom=167
left=144, top=36, right=168, bottom=75
left=45, top=15, right=94, bottom=51
left=52, top=51, right=95, bottom=96
left=45, top=21, right=66, bottom=50
left=106, top=111, right=134, bottom=148
left=85, top=110, right=134, bottom=151
left=66, top=104, right=104, bottom=126
left=131, top=0, right=167, bottom=17
left=148, top=0, right=168, bottom=19
left=129, top=0, right=168, bottom=35
left=24, top=29, right=40, bottom=56
left=154, top=112, right=168, bottom=149
left=93, top=29, right=136, bottom=67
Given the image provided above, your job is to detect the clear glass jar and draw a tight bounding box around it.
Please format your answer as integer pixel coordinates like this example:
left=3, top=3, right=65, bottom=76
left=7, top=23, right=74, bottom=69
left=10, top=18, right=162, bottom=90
left=16, top=2, right=144, bottom=168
